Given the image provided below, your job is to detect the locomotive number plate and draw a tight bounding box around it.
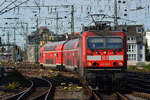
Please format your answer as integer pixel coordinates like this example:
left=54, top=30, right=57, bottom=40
left=101, top=56, right=109, bottom=60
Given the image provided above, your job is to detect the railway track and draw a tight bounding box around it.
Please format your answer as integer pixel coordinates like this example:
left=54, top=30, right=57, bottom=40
left=6, top=65, right=150, bottom=100
left=90, top=90, right=150, bottom=100
left=86, top=87, right=130, bottom=100
left=127, top=72, right=150, bottom=93
left=4, top=80, right=32, bottom=100
left=5, top=78, right=52, bottom=100
left=18, top=78, right=52, bottom=100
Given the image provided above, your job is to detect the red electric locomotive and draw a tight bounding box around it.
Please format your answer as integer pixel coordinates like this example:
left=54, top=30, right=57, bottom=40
left=40, top=22, right=127, bottom=89
left=78, top=30, right=127, bottom=89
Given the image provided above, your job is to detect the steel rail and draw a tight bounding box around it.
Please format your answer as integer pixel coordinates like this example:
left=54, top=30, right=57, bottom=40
left=17, top=80, right=34, bottom=100
left=44, top=78, right=53, bottom=100
left=31, top=78, right=52, bottom=100
left=17, top=78, right=52, bottom=100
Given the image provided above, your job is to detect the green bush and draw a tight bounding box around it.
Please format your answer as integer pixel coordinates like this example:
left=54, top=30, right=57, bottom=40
left=143, top=64, right=150, bottom=70
left=128, top=66, right=136, bottom=71
left=128, top=64, right=150, bottom=72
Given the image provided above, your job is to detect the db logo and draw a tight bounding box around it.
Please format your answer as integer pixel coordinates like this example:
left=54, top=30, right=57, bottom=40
left=101, top=56, right=109, bottom=60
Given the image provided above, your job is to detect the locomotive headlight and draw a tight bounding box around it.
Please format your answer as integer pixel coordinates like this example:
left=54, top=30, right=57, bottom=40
left=103, top=51, right=107, bottom=54
left=118, top=62, right=123, bottom=66
left=87, top=62, right=92, bottom=66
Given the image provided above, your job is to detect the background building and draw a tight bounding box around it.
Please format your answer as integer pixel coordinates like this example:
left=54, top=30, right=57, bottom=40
left=27, top=26, right=66, bottom=63
left=119, top=25, right=145, bottom=65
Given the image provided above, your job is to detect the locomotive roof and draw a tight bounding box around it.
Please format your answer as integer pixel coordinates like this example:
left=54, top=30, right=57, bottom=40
left=83, top=30, right=125, bottom=36
left=85, top=30, right=124, bottom=33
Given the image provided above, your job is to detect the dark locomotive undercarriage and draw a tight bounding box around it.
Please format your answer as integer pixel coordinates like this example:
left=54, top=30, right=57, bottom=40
left=80, top=67, right=127, bottom=91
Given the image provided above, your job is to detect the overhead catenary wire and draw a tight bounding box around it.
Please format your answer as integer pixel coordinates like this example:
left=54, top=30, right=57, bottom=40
left=0, top=0, right=30, bottom=15
left=0, top=0, right=7, bottom=7
left=0, top=0, right=18, bottom=13
left=33, top=0, right=40, bottom=12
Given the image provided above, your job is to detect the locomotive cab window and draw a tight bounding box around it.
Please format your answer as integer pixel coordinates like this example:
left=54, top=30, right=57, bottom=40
left=87, top=37, right=123, bottom=50
left=106, top=37, right=123, bottom=49
left=87, top=37, right=105, bottom=49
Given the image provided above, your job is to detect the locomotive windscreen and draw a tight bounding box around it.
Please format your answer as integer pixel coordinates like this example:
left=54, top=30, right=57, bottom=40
left=87, top=37, right=122, bottom=49
left=106, top=37, right=122, bottom=49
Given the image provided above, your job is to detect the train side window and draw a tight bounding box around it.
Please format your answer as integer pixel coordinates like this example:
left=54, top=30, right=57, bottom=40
left=57, top=52, right=58, bottom=57
left=77, top=43, right=79, bottom=47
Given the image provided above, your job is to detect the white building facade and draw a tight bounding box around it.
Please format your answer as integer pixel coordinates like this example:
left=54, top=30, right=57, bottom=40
left=120, top=25, right=145, bottom=65
left=146, top=31, right=150, bottom=51
left=127, top=36, right=145, bottom=65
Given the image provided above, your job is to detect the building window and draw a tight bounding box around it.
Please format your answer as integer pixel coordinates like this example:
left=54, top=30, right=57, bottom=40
left=122, top=27, right=127, bottom=32
left=127, top=44, right=136, bottom=52
left=140, top=45, right=142, bottom=50
left=127, top=37, right=136, bottom=41
left=137, top=27, right=143, bottom=33
left=140, top=54, right=142, bottom=59
left=127, top=45, right=131, bottom=52
left=127, top=54, right=136, bottom=61
left=131, top=44, right=136, bottom=52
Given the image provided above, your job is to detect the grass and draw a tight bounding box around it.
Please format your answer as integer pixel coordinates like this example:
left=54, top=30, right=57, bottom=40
left=128, top=66, right=136, bottom=71
left=143, top=64, right=150, bottom=71
left=128, top=64, right=150, bottom=72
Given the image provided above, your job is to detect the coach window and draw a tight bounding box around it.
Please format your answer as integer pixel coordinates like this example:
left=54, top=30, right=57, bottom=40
left=74, top=52, right=76, bottom=56
left=72, top=53, right=74, bottom=56
left=57, top=52, right=58, bottom=57
left=77, top=43, right=79, bottom=47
